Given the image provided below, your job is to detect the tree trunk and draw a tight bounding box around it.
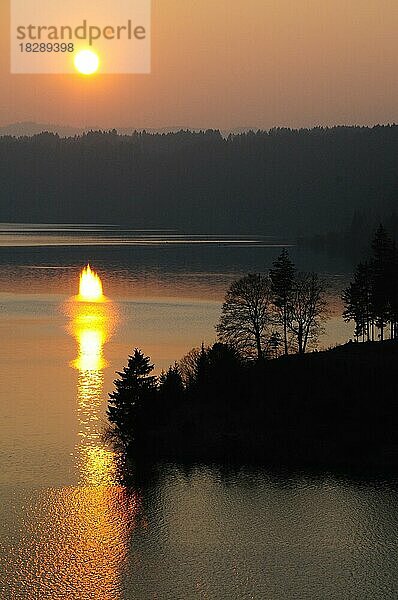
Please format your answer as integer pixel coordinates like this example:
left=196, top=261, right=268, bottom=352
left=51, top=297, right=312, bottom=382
left=283, top=308, right=288, bottom=355
left=255, top=329, right=262, bottom=360
left=298, top=325, right=304, bottom=354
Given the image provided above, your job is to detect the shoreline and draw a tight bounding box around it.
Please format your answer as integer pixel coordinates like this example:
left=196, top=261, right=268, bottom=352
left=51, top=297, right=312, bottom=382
left=120, top=340, right=398, bottom=470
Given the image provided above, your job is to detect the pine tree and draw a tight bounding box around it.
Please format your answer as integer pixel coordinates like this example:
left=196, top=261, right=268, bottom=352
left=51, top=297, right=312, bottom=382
left=342, top=262, right=373, bottom=341
left=159, top=363, right=185, bottom=403
left=107, top=349, right=157, bottom=447
left=270, top=249, right=296, bottom=354
left=343, top=225, right=397, bottom=342
left=370, top=225, right=394, bottom=341
left=390, top=240, right=398, bottom=339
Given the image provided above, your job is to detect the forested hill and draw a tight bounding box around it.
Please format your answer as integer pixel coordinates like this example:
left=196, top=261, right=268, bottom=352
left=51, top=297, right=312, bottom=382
left=0, top=125, right=397, bottom=235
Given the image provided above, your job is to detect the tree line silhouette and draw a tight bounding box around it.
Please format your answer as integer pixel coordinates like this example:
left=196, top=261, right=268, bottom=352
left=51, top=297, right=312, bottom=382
left=107, top=343, right=398, bottom=469
left=107, top=245, right=398, bottom=468
left=1, top=125, right=397, bottom=236
left=343, top=225, right=398, bottom=341
left=217, top=250, right=328, bottom=358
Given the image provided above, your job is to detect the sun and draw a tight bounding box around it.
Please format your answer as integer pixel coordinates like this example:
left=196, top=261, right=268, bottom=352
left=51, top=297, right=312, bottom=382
left=74, top=49, right=100, bottom=75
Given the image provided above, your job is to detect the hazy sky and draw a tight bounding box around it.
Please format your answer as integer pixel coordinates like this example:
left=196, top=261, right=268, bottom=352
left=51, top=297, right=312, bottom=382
left=0, top=0, right=397, bottom=129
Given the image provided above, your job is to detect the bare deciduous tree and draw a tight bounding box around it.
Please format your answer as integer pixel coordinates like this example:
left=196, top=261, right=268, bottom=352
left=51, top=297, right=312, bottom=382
left=216, top=273, right=273, bottom=359
left=179, top=344, right=208, bottom=386
left=288, top=272, right=328, bottom=354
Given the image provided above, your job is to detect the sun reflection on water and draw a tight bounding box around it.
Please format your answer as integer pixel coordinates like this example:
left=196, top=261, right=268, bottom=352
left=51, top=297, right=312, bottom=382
left=37, top=268, right=142, bottom=598
left=0, top=268, right=146, bottom=598
left=67, top=281, right=118, bottom=486
left=3, top=486, right=142, bottom=599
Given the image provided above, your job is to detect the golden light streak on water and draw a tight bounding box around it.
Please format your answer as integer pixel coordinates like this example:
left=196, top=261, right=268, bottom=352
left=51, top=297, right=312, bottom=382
left=67, top=295, right=118, bottom=486
left=28, top=275, right=140, bottom=597
left=6, top=486, right=142, bottom=599
left=76, top=368, right=117, bottom=486
left=0, top=272, right=143, bottom=598
left=71, top=301, right=109, bottom=372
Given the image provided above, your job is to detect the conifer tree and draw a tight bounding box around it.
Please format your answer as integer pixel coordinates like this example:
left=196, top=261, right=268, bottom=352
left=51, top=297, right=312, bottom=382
left=342, top=262, right=373, bottom=341
left=270, top=249, right=296, bottom=354
left=371, top=225, right=393, bottom=340
left=159, top=364, right=185, bottom=403
left=107, top=349, right=157, bottom=447
left=343, top=224, right=398, bottom=341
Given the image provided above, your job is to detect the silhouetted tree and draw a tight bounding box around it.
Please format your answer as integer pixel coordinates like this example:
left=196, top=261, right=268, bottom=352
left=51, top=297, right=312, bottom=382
left=206, top=343, right=243, bottom=388
left=159, top=363, right=185, bottom=403
left=178, top=344, right=211, bottom=389
left=343, top=225, right=398, bottom=342
left=189, top=342, right=244, bottom=403
left=370, top=225, right=395, bottom=340
left=270, top=249, right=296, bottom=354
left=216, top=273, right=273, bottom=360
left=288, top=272, right=328, bottom=354
left=107, top=349, right=157, bottom=448
left=390, top=242, right=398, bottom=339
left=342, top=262, right=374, bottom=341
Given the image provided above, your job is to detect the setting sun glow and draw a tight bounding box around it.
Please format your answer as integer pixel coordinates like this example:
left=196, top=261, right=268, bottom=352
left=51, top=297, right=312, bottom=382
left=74, top=49, right=100, bottom=75
left=79, top=264, right=103, bottom=302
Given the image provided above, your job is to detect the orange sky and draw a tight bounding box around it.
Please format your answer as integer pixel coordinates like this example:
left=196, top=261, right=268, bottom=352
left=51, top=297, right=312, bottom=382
left=0, top=0, right=397, bottom=129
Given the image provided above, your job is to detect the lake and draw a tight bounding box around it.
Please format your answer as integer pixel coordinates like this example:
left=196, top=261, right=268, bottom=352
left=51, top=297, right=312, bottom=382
left=1, top=226, right=396, bottom=599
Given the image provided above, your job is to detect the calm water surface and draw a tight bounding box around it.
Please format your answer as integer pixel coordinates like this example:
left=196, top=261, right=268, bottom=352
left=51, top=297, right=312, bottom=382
left=1, top=228, right=396, bottom=599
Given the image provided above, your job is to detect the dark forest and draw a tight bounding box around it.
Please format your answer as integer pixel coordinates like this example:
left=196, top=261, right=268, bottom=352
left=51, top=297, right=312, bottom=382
left=0, top=125, right=397, bottom=236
